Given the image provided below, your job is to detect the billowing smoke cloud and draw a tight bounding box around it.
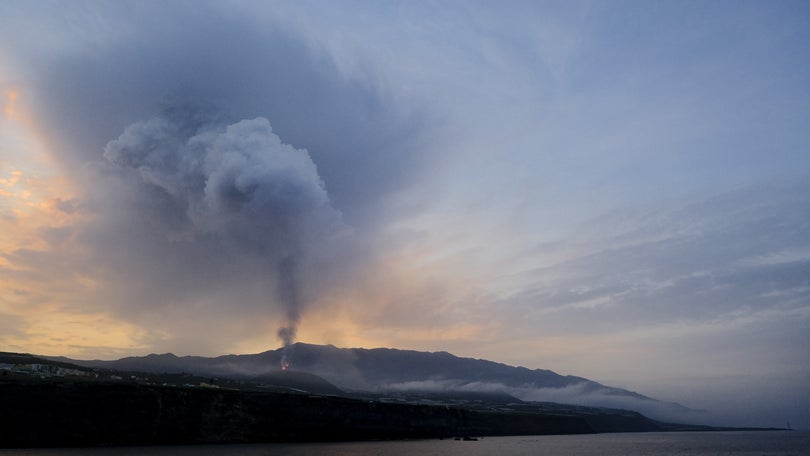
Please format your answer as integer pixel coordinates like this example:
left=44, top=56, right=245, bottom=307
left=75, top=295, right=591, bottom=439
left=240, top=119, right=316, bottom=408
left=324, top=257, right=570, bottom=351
left=99, top=111, right=343, bottom=353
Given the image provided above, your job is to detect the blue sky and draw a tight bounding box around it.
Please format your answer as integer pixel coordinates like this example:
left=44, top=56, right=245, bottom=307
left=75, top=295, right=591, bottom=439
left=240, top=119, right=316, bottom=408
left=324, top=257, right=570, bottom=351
left=1, top=0, right=808, bottom=427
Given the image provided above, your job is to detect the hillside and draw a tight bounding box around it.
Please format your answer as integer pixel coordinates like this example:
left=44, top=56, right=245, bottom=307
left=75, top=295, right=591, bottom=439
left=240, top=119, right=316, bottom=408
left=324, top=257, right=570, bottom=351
left=1, top=350, right=783, bottom=447
left=61, top=342, right=693, bottom=420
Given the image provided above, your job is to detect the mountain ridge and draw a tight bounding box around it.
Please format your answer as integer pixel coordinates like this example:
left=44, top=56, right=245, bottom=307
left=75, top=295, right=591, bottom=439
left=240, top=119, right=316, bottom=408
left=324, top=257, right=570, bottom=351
left=2, top=347, right=783, bottom=447
left=51, top=342, right=695, bottom=422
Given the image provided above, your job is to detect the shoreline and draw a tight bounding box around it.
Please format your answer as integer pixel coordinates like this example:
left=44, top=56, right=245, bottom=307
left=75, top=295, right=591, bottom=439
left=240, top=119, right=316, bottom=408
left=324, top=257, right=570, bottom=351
left=0, top=381, right=786, bottom=448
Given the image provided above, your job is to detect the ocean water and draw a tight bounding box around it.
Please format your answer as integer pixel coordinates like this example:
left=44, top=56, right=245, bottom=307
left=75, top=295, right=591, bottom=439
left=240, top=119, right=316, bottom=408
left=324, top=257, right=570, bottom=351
left=2, top=431, right=808, bottom=456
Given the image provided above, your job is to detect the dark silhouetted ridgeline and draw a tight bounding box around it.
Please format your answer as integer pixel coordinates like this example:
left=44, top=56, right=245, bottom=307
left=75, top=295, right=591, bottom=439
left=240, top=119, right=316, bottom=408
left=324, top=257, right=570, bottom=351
left=0, top=382, right=596, bottom=447
left=0, top=351, right=784, bottom=447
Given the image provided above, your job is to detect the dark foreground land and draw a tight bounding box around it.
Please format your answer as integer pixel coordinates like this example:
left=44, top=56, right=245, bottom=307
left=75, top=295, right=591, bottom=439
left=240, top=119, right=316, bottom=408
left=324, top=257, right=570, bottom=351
left=0, top=381, right=666, bottom=447
left=0, top=349, right=786, bottom=447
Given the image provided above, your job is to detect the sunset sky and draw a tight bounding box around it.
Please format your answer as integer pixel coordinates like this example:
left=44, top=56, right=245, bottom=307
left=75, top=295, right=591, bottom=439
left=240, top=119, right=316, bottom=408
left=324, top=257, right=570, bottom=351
left=1, top=1, right=808, bottom=428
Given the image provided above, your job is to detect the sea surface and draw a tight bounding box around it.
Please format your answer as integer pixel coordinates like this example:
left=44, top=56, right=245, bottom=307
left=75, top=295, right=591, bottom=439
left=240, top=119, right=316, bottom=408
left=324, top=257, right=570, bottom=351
left=2, top=431, right=808, bottom=456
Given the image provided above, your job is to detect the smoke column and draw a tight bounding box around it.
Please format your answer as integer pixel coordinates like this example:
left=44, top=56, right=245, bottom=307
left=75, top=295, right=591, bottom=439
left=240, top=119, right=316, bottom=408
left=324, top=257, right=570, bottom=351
left=277, top=256, right=299, bottom=370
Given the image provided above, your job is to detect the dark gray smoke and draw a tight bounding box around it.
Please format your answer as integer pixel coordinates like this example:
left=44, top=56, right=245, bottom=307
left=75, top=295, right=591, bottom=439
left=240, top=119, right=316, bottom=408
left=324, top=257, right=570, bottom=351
left=101, top=111, right=342, bottom=350
left=276, top=256, right=300, bottom=369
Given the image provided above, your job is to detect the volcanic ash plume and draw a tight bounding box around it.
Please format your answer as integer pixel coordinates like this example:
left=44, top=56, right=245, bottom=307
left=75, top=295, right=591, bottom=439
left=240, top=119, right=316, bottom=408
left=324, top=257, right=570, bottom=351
left=277, top=255, right=298, bottom=370
left=102, top=113, right=343, bottom=356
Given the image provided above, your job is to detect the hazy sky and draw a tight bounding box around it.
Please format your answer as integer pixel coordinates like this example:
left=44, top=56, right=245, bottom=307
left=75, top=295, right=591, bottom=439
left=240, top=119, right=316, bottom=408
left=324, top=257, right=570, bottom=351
left=1, top=0, right=808, bottom=428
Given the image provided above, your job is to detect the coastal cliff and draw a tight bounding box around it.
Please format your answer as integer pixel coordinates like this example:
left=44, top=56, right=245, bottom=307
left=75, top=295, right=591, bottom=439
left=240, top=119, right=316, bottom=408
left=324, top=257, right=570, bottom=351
left=1, top=382, right=597, bottom=447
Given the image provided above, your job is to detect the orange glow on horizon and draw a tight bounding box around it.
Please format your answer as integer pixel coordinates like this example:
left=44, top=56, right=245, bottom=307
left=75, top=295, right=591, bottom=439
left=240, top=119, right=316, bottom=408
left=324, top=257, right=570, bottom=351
left=4, top=90, right=18, bottom=119
left=0, top=87, right=117, bottom=358
left=0, top=304, right=153, bottom=359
